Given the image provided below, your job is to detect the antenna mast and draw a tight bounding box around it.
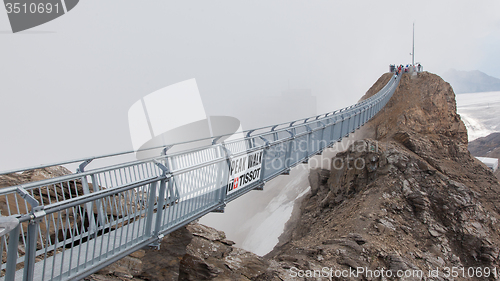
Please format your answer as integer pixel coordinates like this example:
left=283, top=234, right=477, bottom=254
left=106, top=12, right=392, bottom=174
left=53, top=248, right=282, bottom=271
left=412, top=22, right=415, bottom=65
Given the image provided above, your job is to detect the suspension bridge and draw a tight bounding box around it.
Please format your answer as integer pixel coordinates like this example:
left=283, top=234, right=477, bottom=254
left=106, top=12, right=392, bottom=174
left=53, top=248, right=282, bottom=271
left=0, top=73, right=401, bottom=281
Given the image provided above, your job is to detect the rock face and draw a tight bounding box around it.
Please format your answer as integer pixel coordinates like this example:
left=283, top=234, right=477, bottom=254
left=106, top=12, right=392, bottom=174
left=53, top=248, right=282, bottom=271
left=0, top=166, right=74, bottom=192
left=88, top=222, right=278, bottom=281
left=0, top=166, right=91, bottom=215
left=0, top=166, right=89, bottom=251
left=269, top=72, right=500, bottom=280
left=178, top=223, right=273, bottom=280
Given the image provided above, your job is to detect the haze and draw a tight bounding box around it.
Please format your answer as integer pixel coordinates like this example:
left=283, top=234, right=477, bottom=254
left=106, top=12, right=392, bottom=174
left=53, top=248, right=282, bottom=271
left=1, top=0, right=499, bottom=171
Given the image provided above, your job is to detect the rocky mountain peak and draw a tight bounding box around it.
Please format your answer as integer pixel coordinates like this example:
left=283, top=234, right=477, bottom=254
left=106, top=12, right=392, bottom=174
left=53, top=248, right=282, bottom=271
left=0, top=166, right=73, bottom=189
left=268, top=72, right=500, bottom=280
left=373, top=72, right=467, bottom=144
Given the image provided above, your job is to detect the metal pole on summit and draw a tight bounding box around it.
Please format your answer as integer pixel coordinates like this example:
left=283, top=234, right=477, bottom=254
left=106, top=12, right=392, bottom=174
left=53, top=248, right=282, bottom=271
left=412, top=22, right=415, bottom=66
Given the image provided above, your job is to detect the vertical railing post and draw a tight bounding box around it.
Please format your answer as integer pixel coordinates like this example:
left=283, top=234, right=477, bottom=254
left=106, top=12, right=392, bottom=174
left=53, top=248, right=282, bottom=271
left=144, top=181, right=158, bottom=236
left=353, top=111, right=357, bottom=132
left=353, top=110, right=357, bottom=130
left=23, top=221, right=38, bottom=281
left=359, top=108, right=364, bottom=126
left=284, top=130, right=294, bottom=169
left=317, top=121, right=326, bottom=151
left=152, top=156, right=177, bottom=235
left=213, top=145, right=223, bottom=201
left=351, top=111, right=355, bottom=131
left=330, top=118, right=336, bottom=143
left=245, top=130, right=256, bottom=150
left=345, top=114, right=350, bottom=135
left=218, top=144, right=231, bottom=208
left=77, top=159, right=98, bottom=234
left=338, top=114, right=344, bottom=140
left=153, top=178, right=167, bottom=236
left=213, top=145, right=228, bottom=206
left=356, top=109, right=361, bottom=129
left=15, top=187, right=43, bottom=281
left=306, top=125, right=312, bottom=158
left=219, top=160, right=229, bottom=207
left=80, top=176, right=97, bottom=234
left=90, top=174, right=105, bottom=226
left=4, top=217, right=20, bottom=281
left=258, top=136, right=270, bottom=182
left=272, top=125, right=279, bottom=142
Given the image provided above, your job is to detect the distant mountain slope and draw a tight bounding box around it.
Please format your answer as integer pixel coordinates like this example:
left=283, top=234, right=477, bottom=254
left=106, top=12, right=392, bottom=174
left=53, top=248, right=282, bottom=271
left=469, top=132, right=500, bottom=158
left=442, top=69, right=500, bottom=94
left=469, top=132, right=500, bottom=180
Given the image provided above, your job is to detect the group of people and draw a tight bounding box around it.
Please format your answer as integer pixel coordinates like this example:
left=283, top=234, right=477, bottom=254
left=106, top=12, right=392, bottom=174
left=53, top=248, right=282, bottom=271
left=390, top=64, right=423, bottom=74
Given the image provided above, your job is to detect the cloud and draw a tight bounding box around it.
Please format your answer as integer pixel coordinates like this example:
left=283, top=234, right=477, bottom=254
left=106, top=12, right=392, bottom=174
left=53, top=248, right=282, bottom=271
left=0, top=0, right=499, bottom=171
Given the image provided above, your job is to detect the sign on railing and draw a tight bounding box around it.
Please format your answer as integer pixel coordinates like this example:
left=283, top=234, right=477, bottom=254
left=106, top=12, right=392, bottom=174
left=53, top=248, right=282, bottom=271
left=227, top=150, right=263, bottom=195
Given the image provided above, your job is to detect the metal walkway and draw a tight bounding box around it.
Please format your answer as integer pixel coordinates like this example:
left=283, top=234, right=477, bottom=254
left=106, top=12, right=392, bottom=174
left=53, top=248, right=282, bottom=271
left=0, top=73, right=401, bottom=281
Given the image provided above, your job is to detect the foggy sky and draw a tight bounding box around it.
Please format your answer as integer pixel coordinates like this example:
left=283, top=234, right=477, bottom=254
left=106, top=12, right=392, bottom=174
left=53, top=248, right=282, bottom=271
left=1, top=0, right=499, bottom=171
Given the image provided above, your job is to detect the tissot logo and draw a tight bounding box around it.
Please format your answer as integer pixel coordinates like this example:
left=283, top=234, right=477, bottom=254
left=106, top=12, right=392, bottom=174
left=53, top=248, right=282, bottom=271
left=3, top=0, right=79, bottom=33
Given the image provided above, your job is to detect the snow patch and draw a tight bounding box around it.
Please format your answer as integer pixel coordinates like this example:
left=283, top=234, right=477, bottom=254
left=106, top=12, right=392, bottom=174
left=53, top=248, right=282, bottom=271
left=456, top=91, right=500, bottom=141
left=459, top=113, right=495, bottom=141
left=240, top=186, right=311, bottom=256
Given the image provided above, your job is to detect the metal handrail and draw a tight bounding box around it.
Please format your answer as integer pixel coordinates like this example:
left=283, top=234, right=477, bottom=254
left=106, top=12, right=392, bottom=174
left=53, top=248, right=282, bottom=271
left=0, top=75, right=399, bottom=194
left=0, top=73, right=397, bottom=177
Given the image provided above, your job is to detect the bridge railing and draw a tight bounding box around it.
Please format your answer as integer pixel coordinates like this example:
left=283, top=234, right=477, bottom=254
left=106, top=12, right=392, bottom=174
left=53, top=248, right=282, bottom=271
left=0, top=73, right=401, bottom=281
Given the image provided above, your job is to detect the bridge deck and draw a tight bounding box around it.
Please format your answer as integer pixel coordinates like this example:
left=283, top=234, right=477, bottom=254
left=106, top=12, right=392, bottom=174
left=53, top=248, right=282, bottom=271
left=0, top=73, right=401, bottom=281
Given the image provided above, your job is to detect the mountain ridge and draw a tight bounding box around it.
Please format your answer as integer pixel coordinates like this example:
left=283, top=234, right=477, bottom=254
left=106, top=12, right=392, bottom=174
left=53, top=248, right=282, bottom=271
left=468, top=132, right=500, bottom=180
left=441, top=69, right=500, bottom=94
left=267, top=71, right=500, bottom=280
